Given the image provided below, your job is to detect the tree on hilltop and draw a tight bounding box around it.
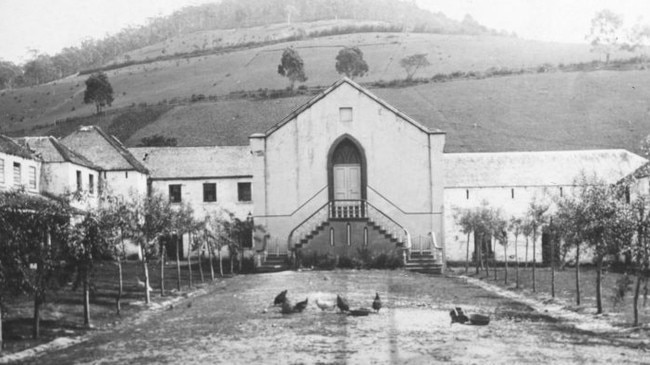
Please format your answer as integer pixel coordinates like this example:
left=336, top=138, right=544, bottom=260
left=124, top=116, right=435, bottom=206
left=399, top=53, right=431, bottom=81
left=335, top=47, right=369, bottom=79
left=277, top=47, right=307, bottom=90
left=586, top=9, right=624, bottom=64
left=84, top=72, right=114, bottom=114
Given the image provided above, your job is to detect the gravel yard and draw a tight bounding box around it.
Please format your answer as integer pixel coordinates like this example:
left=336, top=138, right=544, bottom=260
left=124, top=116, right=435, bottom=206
left=8, top=269, right=650, bottom=364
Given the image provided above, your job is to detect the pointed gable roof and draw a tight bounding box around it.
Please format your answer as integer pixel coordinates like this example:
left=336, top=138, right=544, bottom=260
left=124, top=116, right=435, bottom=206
left=0, top=134, right=36, bottom=160
left=18, top=136, right=100, bottom=170
left=262, top=78, right=445, bottom=138
left=61, top=126, right=148, bottom=174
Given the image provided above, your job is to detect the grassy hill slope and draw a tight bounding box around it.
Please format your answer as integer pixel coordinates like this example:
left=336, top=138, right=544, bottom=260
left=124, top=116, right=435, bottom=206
left=1, top=31, right=615, bottom=133
left=123, top=70, right=650, bottom=154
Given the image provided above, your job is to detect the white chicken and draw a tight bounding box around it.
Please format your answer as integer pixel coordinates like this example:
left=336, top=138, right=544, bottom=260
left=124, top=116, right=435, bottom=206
left=315, top=297, right=335, bottom=311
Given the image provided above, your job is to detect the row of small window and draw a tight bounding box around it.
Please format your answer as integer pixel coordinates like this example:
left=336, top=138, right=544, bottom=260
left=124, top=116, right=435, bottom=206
left=76, top=170, right=95, bottom=194
left=168, top=182, right=252, bottom=203
left=0, top=159, right=37, bottom=190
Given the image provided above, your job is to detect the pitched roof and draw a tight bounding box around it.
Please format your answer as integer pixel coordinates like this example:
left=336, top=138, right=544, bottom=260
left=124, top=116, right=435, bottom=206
left=0, top=134, right=36, bottom=160
left=263, top=78, right=444, bottom=137
left=18, top=136, right=99, bottom=170
left=444, top=149, right=648, bottom=188
left=61, top=126, right=148, bottom=174
left=128, top=146, right=252, bottom=179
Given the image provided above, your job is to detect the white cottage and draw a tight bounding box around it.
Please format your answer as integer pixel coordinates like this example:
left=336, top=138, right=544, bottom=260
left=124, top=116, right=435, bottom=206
left=61, top=126, right=149, bottom=202
left=19, top=136, right=101, bottom=211
left=0, top=135, right=41, bottom=194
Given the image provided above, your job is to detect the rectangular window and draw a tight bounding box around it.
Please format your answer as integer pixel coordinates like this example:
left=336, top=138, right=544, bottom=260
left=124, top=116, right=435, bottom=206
left=89, top=174, right=94, bottom=194
left=13, top=162, right=21, bottom=187
left=0, top=158, right=4, bottom=184
left=169, top=184, right=182, bottom=203
left=465, top=189, right=469, bottom=200
left=339, top=107, right=353, bottom=122
left=125, top=171, right=129, bottom=178
left=511, top=188, right=515, bottom=199
left=238, top=182, right=252, bottom=202
left=76, top=170, right=82, bottom=191
left=203, top=183, right=216, bottom=202
left=28, top=166, right=36, bottom=190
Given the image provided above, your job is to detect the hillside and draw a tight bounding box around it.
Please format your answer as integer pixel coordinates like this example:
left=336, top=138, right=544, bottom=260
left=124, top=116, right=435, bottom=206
left=0, top=31, right=618, bottom=133
left=123, top=70, right=650, bottom=155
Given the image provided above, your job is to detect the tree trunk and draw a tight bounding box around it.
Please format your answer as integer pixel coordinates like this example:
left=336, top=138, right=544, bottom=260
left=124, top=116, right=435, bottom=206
left=238, top=248, right=243, bottom=273
left=33, top=293, right=41, bottom=339
left=493, top=239, right=497, bottom=281
left=504, top=243, right=508, bottom=285
left=474, top=233, right=481, bottom=275
left=208, top=240, right=215, bottom=281
left=634, top=274, right=642, bottom=326
left=644, top=277, right=648, bottom=307
left=0, top=297, right=3, bottom=352
left=525, top=237, right=529, bottom=268
left=551, top=237, right=555, bottom=298
left=142, top=245, right=151, bottom=304
left=596, top=258, right=603, bottom=314
left=576, top=244, right=581, bottom=305
left=218, top=244, right=223, bottom=277
left=515, top=235, right=519, bottom=289
left=176, top=235, right=182, bottom=291
left=188, top=234, right=194, bottom=288
left=116, top=259, right=123, bottom=315
left=83, top=277, right=91, bottom=328
left=198, top=242, right=205, bottom=283
left=465, top=232, right=470, bottom=274
left=532, top=232, right=537, bottom=292
left=230, top=250, right=234, bottom=275
left=159, top=243, right=166, bottom=297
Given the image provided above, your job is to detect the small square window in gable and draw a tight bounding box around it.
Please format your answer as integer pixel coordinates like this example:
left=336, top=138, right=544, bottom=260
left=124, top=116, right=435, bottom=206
left=339, top=107, right=353, bottom=123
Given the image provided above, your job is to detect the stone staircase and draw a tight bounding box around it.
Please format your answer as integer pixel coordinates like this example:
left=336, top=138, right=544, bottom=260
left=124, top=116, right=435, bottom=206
left=256, top=253, right=289, bottom=273
left=405, top=251, right=443, bottom=275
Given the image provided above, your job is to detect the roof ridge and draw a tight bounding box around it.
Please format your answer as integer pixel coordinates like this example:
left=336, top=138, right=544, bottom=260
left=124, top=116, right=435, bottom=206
left=90, top=126, right=149, bottom=174
left=262, top=78, right=443, bottom=138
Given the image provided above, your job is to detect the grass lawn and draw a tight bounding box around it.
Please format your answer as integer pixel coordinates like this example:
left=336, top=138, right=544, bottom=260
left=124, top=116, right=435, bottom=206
left=453, top=263, right=650, bottom=327
left=1, top=258, right=238, bottom=355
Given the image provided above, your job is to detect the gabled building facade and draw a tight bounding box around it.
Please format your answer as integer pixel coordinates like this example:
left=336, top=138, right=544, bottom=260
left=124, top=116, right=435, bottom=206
left=0, top=135, right=41, bottom=194
left=249, top=78, right=446, bottom=262
left=19, top=136, right=101, bottom=211
left=61, top=126, right=149, bottom=202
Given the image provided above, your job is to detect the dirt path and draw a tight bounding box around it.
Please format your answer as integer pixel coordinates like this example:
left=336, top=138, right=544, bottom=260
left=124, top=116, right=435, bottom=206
left=12, top=270, right=650, bottom=364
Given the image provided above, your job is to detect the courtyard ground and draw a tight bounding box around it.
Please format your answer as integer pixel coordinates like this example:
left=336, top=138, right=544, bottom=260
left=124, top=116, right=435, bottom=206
left=5, top=269, right=649, bottom=364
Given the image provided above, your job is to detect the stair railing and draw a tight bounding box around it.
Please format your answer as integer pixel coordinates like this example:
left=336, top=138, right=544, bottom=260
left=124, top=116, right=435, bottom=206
left=428, top=231, right=443, bottom=264
left=365, top=201, right=410, bottom=247
left=287, top=201, right=331, bottom=249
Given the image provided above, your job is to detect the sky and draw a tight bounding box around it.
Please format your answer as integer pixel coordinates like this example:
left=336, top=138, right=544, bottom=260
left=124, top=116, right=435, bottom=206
left=1, top=0, right=650, bottom=64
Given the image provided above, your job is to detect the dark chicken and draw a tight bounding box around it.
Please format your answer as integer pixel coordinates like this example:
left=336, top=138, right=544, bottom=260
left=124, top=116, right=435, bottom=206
left=449, top=307, right=469, bottom=325
left=336, top=294, right=350, bottom=312
left=372, top=292, right=382, bottom=313
left=274, top=290, right=288, bottom=306
left=293, top=298, right=309, bottom=312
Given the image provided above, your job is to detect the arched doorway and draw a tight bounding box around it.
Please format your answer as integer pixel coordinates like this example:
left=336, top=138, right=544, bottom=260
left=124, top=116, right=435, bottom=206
left=327, top=135, right=367, bottom=219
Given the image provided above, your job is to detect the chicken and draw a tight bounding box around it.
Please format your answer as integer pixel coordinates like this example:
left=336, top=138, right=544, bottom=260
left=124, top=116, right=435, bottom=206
left=372, top=292, right=382, bottom=313
left=281, top=298, right=294, bottom=314
left=316, top=297, right=335, bottom=311
left=274, top=290, right=288, bottom=306
left=136, top=277, right=152, bottom=292
left=449, top=307, right=469, bottom=325
left=336, top=294, right=350, bottom=312
left=293, top=298, right=309, bottom=312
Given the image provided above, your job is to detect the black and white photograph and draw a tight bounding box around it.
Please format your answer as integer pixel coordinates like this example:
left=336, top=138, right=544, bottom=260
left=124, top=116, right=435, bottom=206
left=1, top=0, right=650, bottom=363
